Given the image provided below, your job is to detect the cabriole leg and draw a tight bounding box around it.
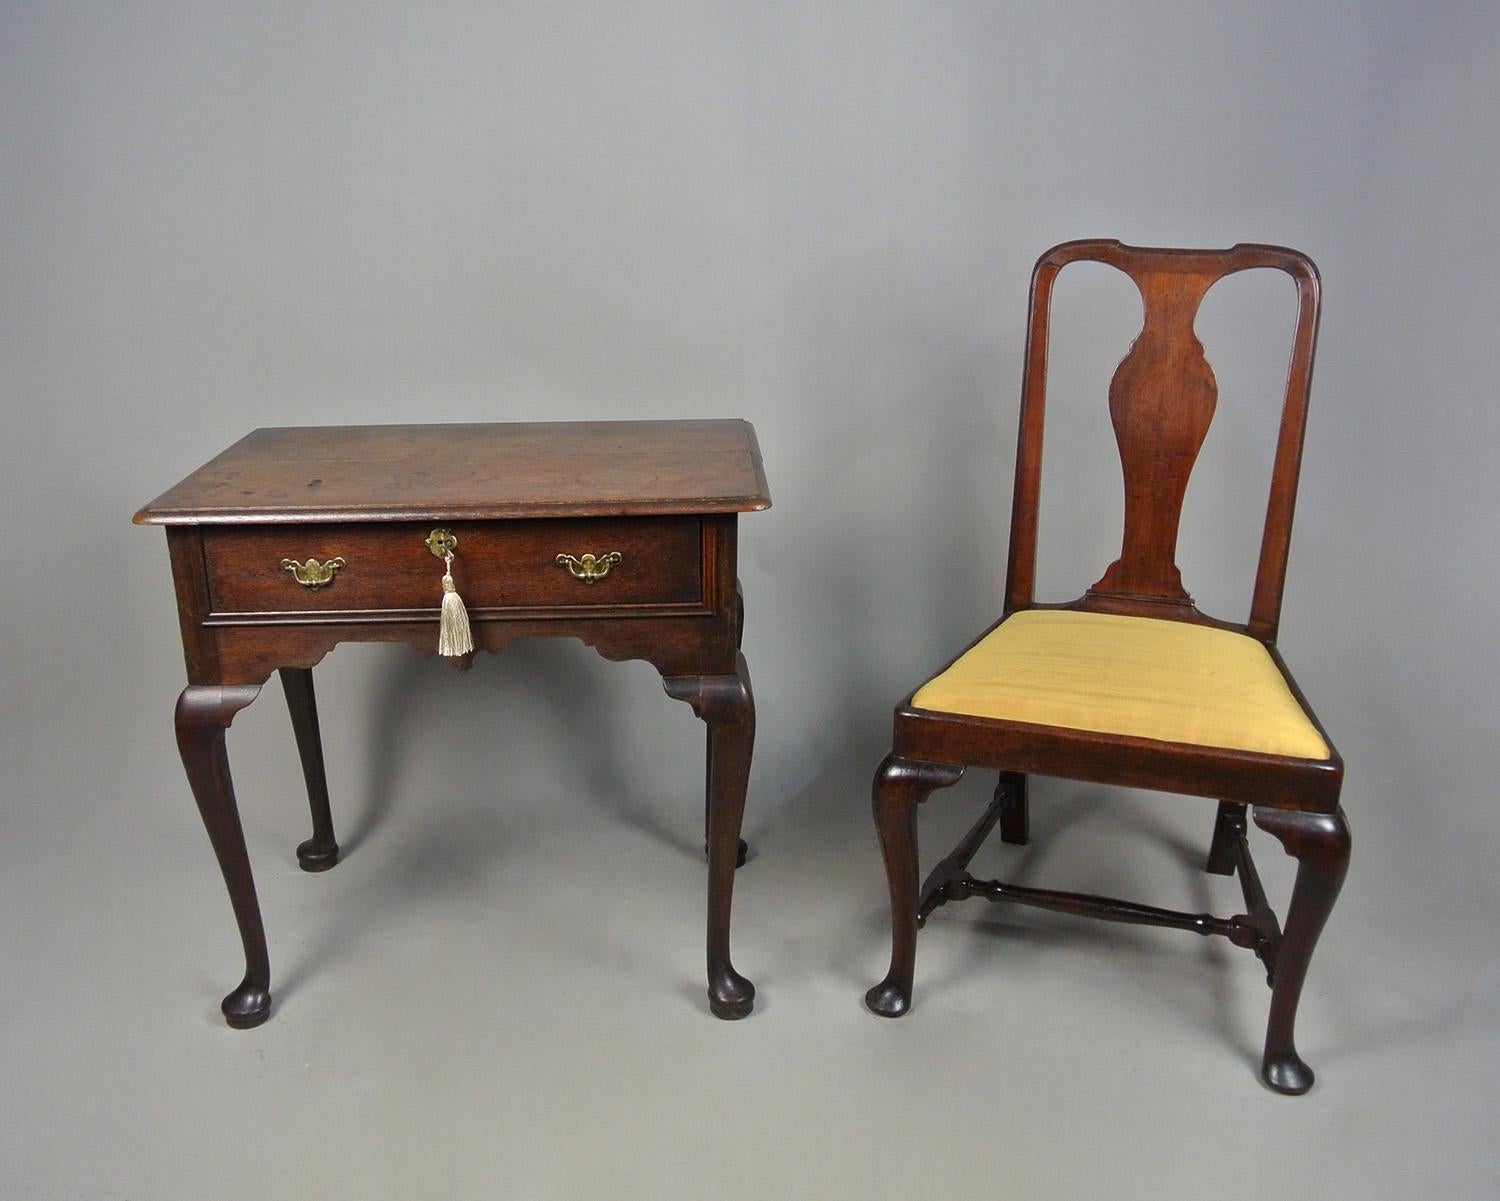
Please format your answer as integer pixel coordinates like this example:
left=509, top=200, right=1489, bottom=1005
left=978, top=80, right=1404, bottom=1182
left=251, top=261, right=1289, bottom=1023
left=703, top=722, right=748, bottom=869
left=718, top=580, right=748, bottom=867
left=664, top=653, right=757, bottom=1019
left=279, top=667, right=339, bottom=871
left=1252, top=805, right=1352, bottom=1095
left=865, top=754, right=964, bottom=1017
left=175, top=685, right=271, bottom=1028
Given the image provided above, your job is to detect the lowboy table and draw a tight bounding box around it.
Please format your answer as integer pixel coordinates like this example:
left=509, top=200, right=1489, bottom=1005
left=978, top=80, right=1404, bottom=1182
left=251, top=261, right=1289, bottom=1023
left=136, top=419, right=770, bottom=1026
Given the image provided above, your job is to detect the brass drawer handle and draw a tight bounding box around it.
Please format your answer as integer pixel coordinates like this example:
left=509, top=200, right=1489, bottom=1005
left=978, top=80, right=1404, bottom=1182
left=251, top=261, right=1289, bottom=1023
left=554, top=551, right=622, bottom=583
left=281, top=557, right=346, bottom=589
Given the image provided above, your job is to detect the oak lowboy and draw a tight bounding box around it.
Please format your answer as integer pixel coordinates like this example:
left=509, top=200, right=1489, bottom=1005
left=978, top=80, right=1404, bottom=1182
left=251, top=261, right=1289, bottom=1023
left=137, top=419, right=770, bottom=1027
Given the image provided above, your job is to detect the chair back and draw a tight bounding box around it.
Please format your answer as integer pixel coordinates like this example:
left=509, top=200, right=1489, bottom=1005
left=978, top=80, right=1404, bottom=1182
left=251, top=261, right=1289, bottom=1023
left=1003, top=240, right=1321, bottom=641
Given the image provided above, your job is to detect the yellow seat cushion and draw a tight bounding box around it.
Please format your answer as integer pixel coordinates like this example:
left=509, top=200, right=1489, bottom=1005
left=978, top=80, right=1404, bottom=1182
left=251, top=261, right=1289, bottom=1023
left=911, top=609, right=1329, bottom=760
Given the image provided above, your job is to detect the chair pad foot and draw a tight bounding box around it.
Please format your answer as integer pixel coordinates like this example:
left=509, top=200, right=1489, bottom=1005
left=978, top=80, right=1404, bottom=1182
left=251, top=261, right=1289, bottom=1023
left=1262, top=1051, right=1315, bottom=1095
left=864, top=981, right=911, bottom=1018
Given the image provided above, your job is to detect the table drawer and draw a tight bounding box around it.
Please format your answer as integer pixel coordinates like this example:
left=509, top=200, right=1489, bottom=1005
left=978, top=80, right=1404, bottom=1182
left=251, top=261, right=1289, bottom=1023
left=202, top=518, right=704, bottom=616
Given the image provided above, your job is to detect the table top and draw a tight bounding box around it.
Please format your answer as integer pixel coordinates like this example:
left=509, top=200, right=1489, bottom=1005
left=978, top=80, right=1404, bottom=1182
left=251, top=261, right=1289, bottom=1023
left=135, top=420, right=771, bottom=524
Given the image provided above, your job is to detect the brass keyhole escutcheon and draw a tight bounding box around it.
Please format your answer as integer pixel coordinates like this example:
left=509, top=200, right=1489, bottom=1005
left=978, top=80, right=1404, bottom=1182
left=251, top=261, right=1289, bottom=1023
left=426, top=528, right=458, bottom=559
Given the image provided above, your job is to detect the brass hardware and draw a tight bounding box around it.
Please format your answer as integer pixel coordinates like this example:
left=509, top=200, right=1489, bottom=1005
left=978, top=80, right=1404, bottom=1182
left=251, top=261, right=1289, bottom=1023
left=280, top=557, right=346, bottom=589
left=554, top=551, right=622, bottom=583
left=426, top=528, right=458, bottom=558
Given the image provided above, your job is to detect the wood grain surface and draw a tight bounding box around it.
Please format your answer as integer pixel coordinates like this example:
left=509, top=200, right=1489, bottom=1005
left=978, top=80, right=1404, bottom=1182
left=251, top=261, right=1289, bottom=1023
left=136, top=420, right=771, bottom=524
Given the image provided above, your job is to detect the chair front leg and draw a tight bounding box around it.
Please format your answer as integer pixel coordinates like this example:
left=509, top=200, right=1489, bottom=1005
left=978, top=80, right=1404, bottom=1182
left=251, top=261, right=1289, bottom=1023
left=1252, top=805, right=1352, bottom=1094
left=865, top=754, right=964, bottom=1017
left=279, top=668, right=339, bottom=871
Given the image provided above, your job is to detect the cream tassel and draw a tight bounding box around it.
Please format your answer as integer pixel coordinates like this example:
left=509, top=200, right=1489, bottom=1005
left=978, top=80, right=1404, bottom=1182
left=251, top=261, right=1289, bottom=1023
left=437, top=552, right=473, bottom=657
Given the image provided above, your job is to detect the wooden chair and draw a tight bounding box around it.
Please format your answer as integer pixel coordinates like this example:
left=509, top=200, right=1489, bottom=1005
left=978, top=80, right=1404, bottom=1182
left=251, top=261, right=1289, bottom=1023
left=864, top=241, right=1350, bottom=1095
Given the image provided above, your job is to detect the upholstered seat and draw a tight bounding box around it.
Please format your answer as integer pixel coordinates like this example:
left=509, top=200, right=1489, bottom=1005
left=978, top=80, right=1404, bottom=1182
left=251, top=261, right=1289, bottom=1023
left=911, top=609, right=1329, bottom=760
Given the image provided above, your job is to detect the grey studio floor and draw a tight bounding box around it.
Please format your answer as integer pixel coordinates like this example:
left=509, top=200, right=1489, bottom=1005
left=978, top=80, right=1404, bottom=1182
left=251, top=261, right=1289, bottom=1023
left=2, top=642, right=1493, bottom=1200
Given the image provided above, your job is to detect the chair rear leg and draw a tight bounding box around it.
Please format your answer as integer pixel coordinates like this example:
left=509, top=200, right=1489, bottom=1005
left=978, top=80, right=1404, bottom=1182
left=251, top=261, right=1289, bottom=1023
left=865, top=754, right=963, bottom=1017
left=1205, top=801, right=1246, bottom=876
left=1252, top=806, right=1352, bottom=1095
left=997, top=771, right=1029, bottom=845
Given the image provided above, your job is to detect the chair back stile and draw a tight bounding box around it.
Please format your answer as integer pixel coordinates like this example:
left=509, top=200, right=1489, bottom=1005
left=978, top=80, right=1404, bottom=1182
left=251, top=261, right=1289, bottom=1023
left=1002, top=240, right=1322, bottom=642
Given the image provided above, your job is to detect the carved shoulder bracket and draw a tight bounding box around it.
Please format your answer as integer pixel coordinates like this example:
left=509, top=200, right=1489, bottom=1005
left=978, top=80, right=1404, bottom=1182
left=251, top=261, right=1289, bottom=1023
left=175, top=684, right=262, bottom=733
left=662, top=652, right=754, bottom=729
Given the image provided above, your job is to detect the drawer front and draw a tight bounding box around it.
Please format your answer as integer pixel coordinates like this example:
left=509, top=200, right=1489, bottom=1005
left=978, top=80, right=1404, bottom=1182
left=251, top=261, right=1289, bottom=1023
left=202, top=518, right=704, bottom=616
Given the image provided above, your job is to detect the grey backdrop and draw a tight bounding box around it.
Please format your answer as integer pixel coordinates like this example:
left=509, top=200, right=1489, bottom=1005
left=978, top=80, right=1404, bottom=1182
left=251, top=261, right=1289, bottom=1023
left=3, top=3, right=1497, bottom=1199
